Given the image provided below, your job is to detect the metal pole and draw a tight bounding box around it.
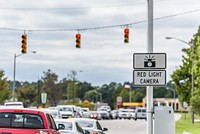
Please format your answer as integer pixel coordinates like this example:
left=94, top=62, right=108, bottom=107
left=67, top=74, right=70, bottom=103
left=12, top=51, right=36, bottom=102
left=73, top=74, right=76, bottom=104
left=191, top=43, right=194, bottom=124
left=38, top=77, right=41, bottom=104
left=12, top=54, right=16, bottom=101
left=147, top=0, right=154, bottom=134
left=71, top=70, right=77, bottom=104
left=100, top=93, right=102, bottom=103
left=174, top=89, right=176, bottom=110
left=129, top=88, right=132, bottom=102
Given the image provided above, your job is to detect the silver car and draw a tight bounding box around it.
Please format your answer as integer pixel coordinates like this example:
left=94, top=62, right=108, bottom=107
left=55, top=118, right=85, bottom=134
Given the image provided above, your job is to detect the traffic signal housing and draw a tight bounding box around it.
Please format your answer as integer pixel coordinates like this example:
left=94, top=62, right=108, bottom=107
left=76, top=33, right=81, bottom=48
left=21, top=34, right=27, bottom=53
left=124, top=28, right=129, bottom=43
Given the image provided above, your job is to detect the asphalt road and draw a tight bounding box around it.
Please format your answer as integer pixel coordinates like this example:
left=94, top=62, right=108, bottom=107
left=99, top=114, right=181, bottom=134
left=99, top=119, right=146, bottom=134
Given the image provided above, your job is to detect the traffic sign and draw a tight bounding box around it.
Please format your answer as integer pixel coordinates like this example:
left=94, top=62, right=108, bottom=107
left=41, top=93, right=47, bottom=104
left=133, top=70, right=166, bottom=86
left=133, top=53, right=166, bottom=69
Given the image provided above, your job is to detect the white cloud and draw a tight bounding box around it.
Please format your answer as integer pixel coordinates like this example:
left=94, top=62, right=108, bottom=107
left=0, top=0, right=200, bottom=86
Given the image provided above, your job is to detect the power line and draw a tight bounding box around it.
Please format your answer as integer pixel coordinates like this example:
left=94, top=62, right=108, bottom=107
left=0, top=0, right=171, bottom=10
left=0, top=9, right=199, bottom=32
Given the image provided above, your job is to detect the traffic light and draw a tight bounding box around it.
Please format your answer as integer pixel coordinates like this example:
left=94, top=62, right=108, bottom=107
left=21, top=34, right=27, bottom=53
left=76, top=33, right=81, bottom=48
left=124, top=28, right=129, bottom=43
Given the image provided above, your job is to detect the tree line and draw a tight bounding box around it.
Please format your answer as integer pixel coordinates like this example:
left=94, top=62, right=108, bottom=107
left=0, top=69, right=175, bottom=109
left=171, top=26, right=200, bottom=116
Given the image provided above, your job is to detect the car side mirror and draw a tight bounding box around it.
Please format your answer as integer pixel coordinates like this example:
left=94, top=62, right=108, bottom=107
left=58, top=124, right=65, bottom=130
left=84, top=130, right=90, bottom=134
left=103, top=128, right=108, bottom=131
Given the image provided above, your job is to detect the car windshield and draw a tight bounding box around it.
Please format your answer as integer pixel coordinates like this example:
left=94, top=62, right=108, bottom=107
left=82, top=109, right=88, bottom=112
left=97, top=108, right=107, bottom=111
left=76, top=120, right=94, bottom=128
left=59, top=107, right=72, bottom=112
left=0, top=112, right=44, bottom=129
left=120, top=110, right=128, bottom=112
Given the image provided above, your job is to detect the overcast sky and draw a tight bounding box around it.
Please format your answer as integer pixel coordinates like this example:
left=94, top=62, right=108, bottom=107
left=0, top=0, right=200, bottom=86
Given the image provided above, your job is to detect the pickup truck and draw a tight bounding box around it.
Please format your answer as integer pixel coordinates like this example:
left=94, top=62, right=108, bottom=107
left=0, top=108, right=60, bottom=134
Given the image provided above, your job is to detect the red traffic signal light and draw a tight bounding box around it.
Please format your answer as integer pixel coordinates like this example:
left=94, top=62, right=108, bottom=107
left=76, top=33, right=81, bottom=48
left=21, top=34, right=27, bottom=53
left=124, top=28, right=129, bottom=43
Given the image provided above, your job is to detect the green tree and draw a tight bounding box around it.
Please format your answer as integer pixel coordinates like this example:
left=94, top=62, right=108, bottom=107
left=84, top=90, right=98, bottom=102
left=119, top=89, right=129, bottom=102
left=190, top=89, right=200, bottom=116
left=78, top=82, right=94, bottom=101
left=42, top=69, right=62, bottom=106
left=0, top=69, right=10, bottom=103
left=171, top=26, right=200, bottom=105
left=17, top=83, right=37, bottom=107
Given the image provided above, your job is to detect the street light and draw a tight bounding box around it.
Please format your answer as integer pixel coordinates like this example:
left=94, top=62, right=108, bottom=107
left=70, top=70, right=82, bottom=104
left=166, top=36, right=194, bottom=123
left=166, top=87, right=176, bottom=110
left=67, top=73, right=72, bottom=103
left=12, top=51, right=36, bottom=101
left=165, top=37, right=189, bottom=45
left=124, top=83, right=132, bottom=102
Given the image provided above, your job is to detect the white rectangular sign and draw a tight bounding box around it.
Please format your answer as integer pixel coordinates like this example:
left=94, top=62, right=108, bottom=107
left=133, top=53, right=166, bottom=69
left=133, top=70, right=166, bottom=86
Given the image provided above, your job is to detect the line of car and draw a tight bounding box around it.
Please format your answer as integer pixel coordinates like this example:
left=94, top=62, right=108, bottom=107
left=112, top=107, right=147, bottom=120
left=0, top=104, right=109, bottom=134
left=0, top=103, right=146, bottom=134
left=81, top=106, right=147, bottom=121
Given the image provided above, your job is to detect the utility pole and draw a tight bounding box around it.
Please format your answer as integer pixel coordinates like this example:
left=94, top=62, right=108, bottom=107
left=147, top=0, right=154, bottom=134
left=12, top=51, right=36, bottom=101
left=37, top=77, right=41, bottom=105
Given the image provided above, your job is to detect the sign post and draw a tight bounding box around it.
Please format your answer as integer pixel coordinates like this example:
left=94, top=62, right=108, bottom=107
left=133, top=53, right=167, bottom=134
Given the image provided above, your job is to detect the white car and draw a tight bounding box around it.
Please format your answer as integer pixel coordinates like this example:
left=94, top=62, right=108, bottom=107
left=56, top=105, right=76, bottom=119
left=97, top=108, right=110, bottom=119
left=39, top=108, right=60, bottom=119
left=134, top=107, right=147, bottom=120
left=55, top=118, right=86, bottom=134
left=117, top=109, right=132, bottom=119
left=126, top=109, right=136, bottom=119
left=68, top=118, right=108, bottom=134
left=81, top=108, right=90, bottom=118
left=4, top=101, right=24, bottom=108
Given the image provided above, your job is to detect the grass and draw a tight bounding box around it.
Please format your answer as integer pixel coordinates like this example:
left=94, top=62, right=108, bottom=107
left=176, top=113, right=200, bottom=134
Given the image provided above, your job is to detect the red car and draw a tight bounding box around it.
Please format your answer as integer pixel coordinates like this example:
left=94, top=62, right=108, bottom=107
left=0, top=108, right=60, bottom=134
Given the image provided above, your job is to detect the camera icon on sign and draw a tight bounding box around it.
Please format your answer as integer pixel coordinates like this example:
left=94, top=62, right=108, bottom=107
left=144, top=56, right=156, bottom=67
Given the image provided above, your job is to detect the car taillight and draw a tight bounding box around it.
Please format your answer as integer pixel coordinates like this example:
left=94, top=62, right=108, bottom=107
left=35, top=130, right=50, bottom=134
left=92, top=132, right=97, bottom=134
